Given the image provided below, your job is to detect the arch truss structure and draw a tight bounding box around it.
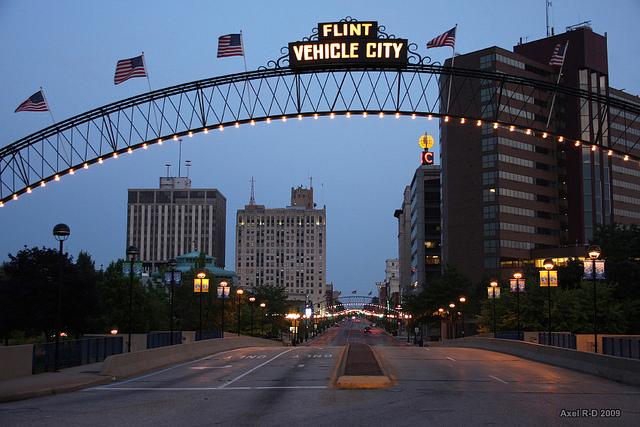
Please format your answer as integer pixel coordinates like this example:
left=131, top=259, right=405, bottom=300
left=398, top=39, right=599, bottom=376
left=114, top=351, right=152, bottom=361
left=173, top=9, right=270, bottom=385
left=317, top=295, right=400, bottom=317
left=2, top=32, right=640, bottom=206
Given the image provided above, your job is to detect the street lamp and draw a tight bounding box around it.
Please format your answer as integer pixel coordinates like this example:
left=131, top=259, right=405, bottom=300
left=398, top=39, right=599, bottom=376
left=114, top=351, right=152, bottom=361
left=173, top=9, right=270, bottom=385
left=543, top=258, right=555, bottom=345
left=236, top=289, right=244, bottom=336
left=437, top=307, right=444, bottom=341
left=249, top=296, right=256, bottom=336
left=459, top=296, right=467, bottom=338
left=512, top=272, right=524, bottom=340
left=587, top=245, right=601, bottom=353
left=168, top=258, right=177, bottom=345
left=217, top=280, right=230, bottom=338
left=448, top=303, right=456, bottom=338
left=489, top=280, right=498, bottom=337
left=53, top=223, right=70, bottom=371
left=126, top=245, right=139, bottom=353
left=259, top=302, right=267, bottom=336
left=194, top=271, right=209, bottom=340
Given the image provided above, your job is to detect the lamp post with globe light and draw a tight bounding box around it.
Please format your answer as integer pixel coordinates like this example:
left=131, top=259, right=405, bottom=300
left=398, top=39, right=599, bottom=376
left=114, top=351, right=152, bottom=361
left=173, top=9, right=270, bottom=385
left=236, top=289, right=244, bottom=336
left=459, top=296, right=467, bottom=338
left=488, top=280, right=499, bottom=337
left=53, top=224, right=70, bottom=371
left=217, top=280, right=230, bottom=338
left=542, top=258, right=555, bottom=344
left=249, top=296, right=256, bottom=336
left=587, top=245, right=602, bottom=353
left=126, top=245, right=139, bottom=353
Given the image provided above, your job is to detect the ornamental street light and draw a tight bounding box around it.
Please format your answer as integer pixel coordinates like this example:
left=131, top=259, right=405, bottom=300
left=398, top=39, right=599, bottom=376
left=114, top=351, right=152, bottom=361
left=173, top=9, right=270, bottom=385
left=236, top=288, right=244, bottom=336
left=193, top=271, right=209, bottom=339
left=587, top=245, right=602, bottom=353
left=512, top=272, right=524, bottom=340
left=459, top=296, right=467, bottom=338
left=168, top=258, right=177, bottom=345
left=448, top=303, right=456, bottom=338
left=489, top=280, right=499, bottom=337
left=259, top=302, right=267, bottom=336
left=53, top=223, right=70, bottom=371
left=249, top=296, right=256, bottom=336
left=126, top=245, right=139, bottom=353
left=217, top=280, right=230, bottom=338
left=543, top=258, right=555, bottom=345
left=437, top=307, right=445, bottom=341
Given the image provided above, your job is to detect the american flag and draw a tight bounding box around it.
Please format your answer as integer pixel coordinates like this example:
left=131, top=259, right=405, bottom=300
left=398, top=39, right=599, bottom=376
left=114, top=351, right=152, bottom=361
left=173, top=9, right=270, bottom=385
left=427, top=27, right=456, bottom=49
left=114, top=54, right=147, bottom=85
left=549, top=42, right=568, bottom=67
left=217, top=34, right=244, bottom=58
left=15, top=90, right=49, bottom=113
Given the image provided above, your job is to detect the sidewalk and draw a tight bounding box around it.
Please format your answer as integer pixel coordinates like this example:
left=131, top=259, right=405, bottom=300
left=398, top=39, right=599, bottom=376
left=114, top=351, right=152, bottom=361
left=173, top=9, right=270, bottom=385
left=0, top=361, right=112, bottom=403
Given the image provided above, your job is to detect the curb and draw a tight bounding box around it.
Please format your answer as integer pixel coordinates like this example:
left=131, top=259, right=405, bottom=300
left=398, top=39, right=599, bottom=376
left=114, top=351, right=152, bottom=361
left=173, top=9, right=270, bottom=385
left=0, top=375, right=113, bottom=403
left=334, top=343, right=392, bottom=390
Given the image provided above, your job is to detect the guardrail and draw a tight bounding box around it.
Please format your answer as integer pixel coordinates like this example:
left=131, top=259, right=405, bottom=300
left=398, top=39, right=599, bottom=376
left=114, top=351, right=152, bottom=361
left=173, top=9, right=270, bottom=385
left=603, top=337, right=640, bottom=360
left=32, top=336, right=123, bottom=373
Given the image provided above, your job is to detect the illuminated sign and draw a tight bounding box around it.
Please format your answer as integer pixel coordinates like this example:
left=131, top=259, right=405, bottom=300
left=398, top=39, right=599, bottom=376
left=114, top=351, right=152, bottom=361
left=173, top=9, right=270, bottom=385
left=421, top=151, right=434, bottom=165
left=539, top=271, right=558, bottom=287
left=418, top=134, right=435, bottom=150
left=289, top=20, right=408, bottom=69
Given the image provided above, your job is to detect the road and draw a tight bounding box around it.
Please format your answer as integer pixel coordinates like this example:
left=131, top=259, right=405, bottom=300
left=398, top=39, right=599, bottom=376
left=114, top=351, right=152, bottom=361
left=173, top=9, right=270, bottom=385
left=1, top=320, right=638, bottom=426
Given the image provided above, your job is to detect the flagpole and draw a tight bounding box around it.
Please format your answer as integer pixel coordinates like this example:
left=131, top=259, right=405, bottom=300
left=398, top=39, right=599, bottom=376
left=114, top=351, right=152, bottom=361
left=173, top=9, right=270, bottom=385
left=445, top=24, right=457, bottom=113
left=240, top=30, right=253, bottom=117
left=40, top=87, right=56, bottom=124
left=141, top=51, right=161, bottom=132
left=545, top=40, right=569, bottom=129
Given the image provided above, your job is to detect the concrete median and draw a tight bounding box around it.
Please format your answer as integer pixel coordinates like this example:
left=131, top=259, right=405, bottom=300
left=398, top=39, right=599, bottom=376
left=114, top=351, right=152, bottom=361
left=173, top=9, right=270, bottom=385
left=443, top=337, right=640, bottom=387
left=101, top=335, right=283, bottom=379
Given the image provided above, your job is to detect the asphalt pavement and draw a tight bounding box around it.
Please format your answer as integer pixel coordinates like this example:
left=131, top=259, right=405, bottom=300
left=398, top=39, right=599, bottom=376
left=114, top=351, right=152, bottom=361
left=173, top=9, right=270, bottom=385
left=1, top=320, right=638, bottom=426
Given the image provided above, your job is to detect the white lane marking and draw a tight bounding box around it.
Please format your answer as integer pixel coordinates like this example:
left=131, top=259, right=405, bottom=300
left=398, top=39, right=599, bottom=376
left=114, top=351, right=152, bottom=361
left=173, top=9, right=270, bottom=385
left=219, top=348, right=295, bottom=389
left=102, top=348, right=245, bottom=387
left=297, top=364, right=305, bottom=367
left=489, top=375, right=508, bottom=384
left=446, top=356, right=456, bottom=361
left=89, top=385, right=328, bottom=391
left=189, top=365, right=232, bottom=370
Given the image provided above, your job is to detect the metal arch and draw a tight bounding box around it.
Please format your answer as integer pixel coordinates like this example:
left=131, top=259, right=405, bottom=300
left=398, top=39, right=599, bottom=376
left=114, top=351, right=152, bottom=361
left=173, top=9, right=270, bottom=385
left=317, top=295, right=400, bottom=315
left=2, top=64, right=640, bottom=206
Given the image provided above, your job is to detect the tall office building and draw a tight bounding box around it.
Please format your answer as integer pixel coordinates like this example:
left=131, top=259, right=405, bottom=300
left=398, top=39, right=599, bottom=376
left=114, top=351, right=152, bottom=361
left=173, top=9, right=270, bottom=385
left=393, top=186, right=412, bottom=293
left=441, top=25, right=640, bottom=282
left=127, top=177, right=226, bottom=273
left=235, top=184, right=327, bottom=304
left=395, top=163, right=442, bottom=296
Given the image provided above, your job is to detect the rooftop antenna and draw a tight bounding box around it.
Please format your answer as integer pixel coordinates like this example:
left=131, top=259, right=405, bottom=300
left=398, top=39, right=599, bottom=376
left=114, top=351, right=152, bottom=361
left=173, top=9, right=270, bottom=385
left=546, top=0, right=553, bottom=37
left=165, top=164, right=171, bottom=177
left=185, top=160, right=192, bottom=178
left=249, top=176, right=256, bottom=205
left=309, top=175, right=313, bottom=189
left=177, top=138, right=183, bottom=177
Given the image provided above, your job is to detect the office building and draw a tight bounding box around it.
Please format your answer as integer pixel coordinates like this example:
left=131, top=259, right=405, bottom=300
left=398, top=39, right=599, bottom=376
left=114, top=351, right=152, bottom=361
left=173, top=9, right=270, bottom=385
left=235, top=184, right=327, bottom=304
left=440, top=24, right=640, bottom=282
left=127, top=177, right=226, bottom=273
left=395, top=163, right=442, bottom=294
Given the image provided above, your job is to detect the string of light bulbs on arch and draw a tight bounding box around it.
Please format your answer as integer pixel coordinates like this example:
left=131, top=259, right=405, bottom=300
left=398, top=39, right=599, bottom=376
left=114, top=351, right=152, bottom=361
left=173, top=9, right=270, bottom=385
left=2, top=111, right=637, bottom=208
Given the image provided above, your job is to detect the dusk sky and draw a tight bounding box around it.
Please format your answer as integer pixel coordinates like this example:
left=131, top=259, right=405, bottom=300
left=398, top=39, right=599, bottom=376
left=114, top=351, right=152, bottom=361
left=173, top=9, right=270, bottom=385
left=1, top=1, right=639, bottom=295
